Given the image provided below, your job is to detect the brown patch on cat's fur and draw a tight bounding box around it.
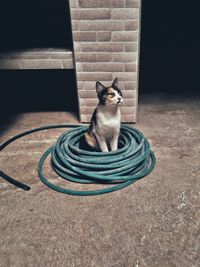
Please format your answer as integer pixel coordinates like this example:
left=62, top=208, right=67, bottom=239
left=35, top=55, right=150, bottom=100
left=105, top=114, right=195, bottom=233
left=85, top=132, right=97, bottom=149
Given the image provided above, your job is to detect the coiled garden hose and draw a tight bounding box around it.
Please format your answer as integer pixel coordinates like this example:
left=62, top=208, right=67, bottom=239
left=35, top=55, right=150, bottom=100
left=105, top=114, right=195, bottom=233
left=0, top=124, right=156, bottom=196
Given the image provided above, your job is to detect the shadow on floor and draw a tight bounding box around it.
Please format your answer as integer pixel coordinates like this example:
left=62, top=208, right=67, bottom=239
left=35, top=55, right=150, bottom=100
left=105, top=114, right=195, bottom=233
left=0, top=69, right=79, bottom=136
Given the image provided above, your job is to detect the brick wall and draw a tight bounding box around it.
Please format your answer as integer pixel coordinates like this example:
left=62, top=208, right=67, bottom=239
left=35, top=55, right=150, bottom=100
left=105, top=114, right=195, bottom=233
left=69, top=0, right=141, bottom=122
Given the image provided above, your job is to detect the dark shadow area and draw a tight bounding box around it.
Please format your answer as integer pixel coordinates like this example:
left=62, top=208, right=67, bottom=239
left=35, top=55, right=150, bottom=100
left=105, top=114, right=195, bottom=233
left=0, top=70, right=78, bottom=114
left=0, top=69, right=79, bottom=136
left=0, top=0, right=72, bottom=51
left=139, top=0, right=200, bottom=94
left=0, top=114, right=20, bottom=137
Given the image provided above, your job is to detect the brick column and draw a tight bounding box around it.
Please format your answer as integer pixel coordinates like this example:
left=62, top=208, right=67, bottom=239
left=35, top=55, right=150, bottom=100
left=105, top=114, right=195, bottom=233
left=69, top=0, right=141, bottom=122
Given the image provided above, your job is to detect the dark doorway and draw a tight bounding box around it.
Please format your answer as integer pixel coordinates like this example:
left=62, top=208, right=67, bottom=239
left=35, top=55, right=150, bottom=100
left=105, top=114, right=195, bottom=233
left=0, top=0, right=73, bottom=51
left=139, top=1, right=200, bottom=94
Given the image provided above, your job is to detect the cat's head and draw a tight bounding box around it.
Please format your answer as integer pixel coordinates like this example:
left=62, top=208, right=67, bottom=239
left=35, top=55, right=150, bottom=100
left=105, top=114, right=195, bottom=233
left=96, top=77, right=123, bottom=106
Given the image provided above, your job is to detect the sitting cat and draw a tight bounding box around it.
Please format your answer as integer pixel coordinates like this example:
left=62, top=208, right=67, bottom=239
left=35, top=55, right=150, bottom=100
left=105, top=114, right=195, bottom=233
left=85, top=77, right=123, bottom=152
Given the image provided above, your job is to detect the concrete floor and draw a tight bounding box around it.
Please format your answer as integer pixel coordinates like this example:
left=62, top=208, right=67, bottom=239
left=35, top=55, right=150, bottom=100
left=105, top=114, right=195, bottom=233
left=0, top=93, right=200, bottom=267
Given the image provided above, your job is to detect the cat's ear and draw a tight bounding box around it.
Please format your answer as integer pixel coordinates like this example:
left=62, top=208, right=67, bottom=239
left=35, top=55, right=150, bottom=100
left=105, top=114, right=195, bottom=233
left=112, top=77, right=118, bottom=87
left=96, top=81, right=105, bottom=95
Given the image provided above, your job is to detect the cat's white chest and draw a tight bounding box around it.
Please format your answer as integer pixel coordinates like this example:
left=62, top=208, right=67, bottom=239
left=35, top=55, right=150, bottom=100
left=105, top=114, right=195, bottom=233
left=96, top=109, right=121, bottom=137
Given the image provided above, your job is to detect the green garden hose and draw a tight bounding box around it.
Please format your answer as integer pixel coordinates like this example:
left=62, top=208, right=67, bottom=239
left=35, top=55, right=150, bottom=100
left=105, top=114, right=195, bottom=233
left=0, top=124, right=156, bottom=196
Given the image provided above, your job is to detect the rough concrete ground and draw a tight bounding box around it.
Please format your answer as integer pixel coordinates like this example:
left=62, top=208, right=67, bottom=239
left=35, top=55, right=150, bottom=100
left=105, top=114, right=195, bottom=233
left=0, top=93, right=200, bottom=267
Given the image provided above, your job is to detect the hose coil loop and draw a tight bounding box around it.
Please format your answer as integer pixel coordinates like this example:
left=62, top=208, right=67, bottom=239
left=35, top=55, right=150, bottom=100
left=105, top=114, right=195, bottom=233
left=39, top=125, right=156, bottom=195
left=0, top=124, right=156, bottom=196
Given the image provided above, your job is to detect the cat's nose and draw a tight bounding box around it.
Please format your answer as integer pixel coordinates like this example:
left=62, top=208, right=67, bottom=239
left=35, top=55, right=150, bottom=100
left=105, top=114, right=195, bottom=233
left=118, top=97, right=122, bottom=102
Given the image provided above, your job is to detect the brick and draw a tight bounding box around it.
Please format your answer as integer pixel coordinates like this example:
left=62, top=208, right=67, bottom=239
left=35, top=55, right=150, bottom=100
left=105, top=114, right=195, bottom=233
left=80, top=114, right=92, bottom=122
left=69, top=0, right=79, bottom=8
left=75, top=53, right=111, bottom=62
left=117, top=81, right=125, bottom=90
left=125, top=42, right=138, bottom=52
left=82, top=81, right=117, bottom=90
left=73, top=32, right=97, bottom=42
left=82, top=63, right=123, bottom=72
left=80, top=43, right=123, bottom=52
left=77, top=81, right=84, bottom=90
left=125, top=81, right=137, bottom=90
left=79, top=20, right=124, bottom=31
left=70, top=9, right=111, bottom=20
left=97, top=32, right=111, bottom=42
left=121, top=115, right=125, bottom=122
left=112, top=31, right=138, bottom=42
left=121, top=106, right=136, bottom=114
left=112, top=52, right=137, bottom=62
left=123, top=89, right=137, bottom=98
left=71, top=20, right=78, bottom=31
left=63, top=59, right=75, bottom=69
left=73, top=43, right=80, bottom=52
left=112, top=72, right=137, bottom=81
left=78, top=0, right=124, bottom=8
left=83, top=81, right=98, bottom=90
left=125, top=0, right=140, bottom=8
left=77, top=72, right=112, bottom=81
left=79, top=98, right=98, bottom=106
left=122, top=98, right=136, bottom=106
left=78, top=79, right=119, bottom=91
left=76, top=63, right=82, bottom=72
left=125, top=20, right=139, bottom=31
left=123, top=114, right=136, bottom=122
left=79, top=90, right=97, bottom=98
left=125, top=63, right=137, bottom=72
left=80, top=106, right=96, bottom=114
left=111, top=9, right=138, bottom=20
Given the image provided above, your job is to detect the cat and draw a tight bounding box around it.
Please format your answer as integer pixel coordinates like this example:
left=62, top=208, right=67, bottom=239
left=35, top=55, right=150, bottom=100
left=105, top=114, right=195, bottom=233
left=84, top=77, right=123, bottom=152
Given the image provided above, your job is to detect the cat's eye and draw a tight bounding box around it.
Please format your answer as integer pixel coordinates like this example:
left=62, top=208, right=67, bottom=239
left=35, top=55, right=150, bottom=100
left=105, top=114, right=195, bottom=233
left=108, top=93, right=115, bottom=98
